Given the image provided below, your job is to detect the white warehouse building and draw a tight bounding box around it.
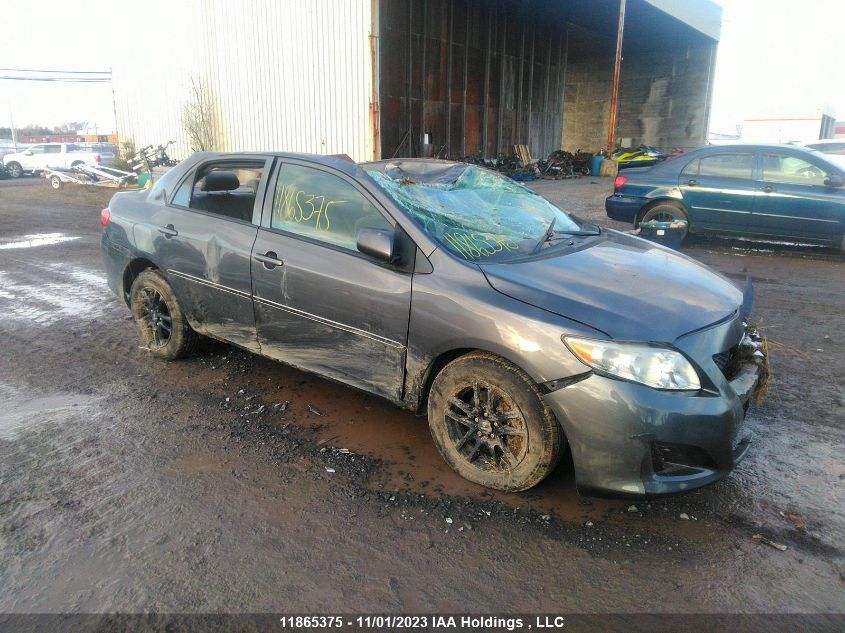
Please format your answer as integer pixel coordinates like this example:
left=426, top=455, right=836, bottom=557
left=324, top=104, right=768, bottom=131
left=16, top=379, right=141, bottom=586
left=113, top=0, right=722, bottom=163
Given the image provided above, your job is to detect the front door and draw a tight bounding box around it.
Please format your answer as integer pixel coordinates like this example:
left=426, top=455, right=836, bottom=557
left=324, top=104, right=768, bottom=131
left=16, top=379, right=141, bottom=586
left=20, top=144, right=46, bottom=171
left=143, top=157, right=270, bottom=351
left=251, top=159, right=413, bottom=401
left=751, top=151, right=845, bottom=241
left=678, top=152, right=756, bottom=232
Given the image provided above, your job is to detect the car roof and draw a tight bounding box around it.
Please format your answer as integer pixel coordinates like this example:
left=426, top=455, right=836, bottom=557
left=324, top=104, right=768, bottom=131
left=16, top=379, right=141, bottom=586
left=695, top=143, right=820, bottom=154
left=188, top=150, right=368, bottom=178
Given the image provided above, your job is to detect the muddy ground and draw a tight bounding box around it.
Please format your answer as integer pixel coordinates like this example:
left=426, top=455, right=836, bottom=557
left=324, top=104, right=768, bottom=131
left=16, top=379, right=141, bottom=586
left=0, top=175, right=843, bottom=619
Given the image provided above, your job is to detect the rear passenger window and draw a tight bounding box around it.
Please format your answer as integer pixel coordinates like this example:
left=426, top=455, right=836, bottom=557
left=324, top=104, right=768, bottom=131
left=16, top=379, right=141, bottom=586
left=698, top=154, right=754, bottom=179
left=170, top=162, right=264, bottom=223
left=270, top=163, right=392, bottom=251
left=681, top=159, right=699, bottom=176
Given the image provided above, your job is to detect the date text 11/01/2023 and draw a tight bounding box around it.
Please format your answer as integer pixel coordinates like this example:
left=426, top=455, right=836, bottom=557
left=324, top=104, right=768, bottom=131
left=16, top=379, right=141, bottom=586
left=278, top=615, right=567, bottom=629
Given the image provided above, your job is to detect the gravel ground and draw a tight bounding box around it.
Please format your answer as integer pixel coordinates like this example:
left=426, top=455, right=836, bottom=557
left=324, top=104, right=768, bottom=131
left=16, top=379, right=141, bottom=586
left=0, top=175, right=843, bottom=621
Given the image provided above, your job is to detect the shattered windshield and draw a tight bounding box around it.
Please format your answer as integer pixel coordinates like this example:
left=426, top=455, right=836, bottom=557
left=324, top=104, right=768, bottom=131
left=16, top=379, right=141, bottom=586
left=367, top=162, right=590, bottom=262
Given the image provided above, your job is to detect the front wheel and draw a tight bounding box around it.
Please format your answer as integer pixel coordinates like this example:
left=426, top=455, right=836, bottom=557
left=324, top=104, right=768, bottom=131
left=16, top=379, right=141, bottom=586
left=427, top=352, right=562, bottom=491
left=6, top=162, right=23, bottom=178
left=129, top=269, right=198, bottom=360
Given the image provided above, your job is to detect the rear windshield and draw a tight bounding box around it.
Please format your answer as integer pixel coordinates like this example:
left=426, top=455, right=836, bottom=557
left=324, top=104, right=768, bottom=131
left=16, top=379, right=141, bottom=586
left=368, top=163, right=585, bottom=262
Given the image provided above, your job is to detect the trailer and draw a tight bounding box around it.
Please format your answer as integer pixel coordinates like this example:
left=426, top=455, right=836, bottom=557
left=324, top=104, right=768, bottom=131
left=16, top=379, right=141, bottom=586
left=43, top=164, right=138, bottom=190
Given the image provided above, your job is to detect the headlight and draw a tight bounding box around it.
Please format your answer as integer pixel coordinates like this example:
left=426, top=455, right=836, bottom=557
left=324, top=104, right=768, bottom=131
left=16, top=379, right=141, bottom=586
left=563, top=336, right=701, bottom=391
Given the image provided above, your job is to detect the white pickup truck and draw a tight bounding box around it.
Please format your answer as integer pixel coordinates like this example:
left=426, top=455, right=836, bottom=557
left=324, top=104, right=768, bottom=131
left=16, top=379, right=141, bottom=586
left=3, top=143, right=114, bottom=178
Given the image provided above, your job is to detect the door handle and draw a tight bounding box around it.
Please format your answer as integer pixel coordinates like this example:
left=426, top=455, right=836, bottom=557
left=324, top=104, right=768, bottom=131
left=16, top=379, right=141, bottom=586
left=157, top=224, right=178, bottom=238
left=686, top=179, right=698, bottom=186
left=254, top=251, right=284, bottom=269
left=760, top=185, right=776, bottom=193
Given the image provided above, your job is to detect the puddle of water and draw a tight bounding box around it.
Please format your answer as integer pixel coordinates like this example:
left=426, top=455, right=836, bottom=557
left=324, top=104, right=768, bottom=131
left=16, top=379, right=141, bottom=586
left=0, top=264, right=111, bottom=325
left=0, top=233, right=81, bottom=250
left=0, top=380, right=97, bottom=440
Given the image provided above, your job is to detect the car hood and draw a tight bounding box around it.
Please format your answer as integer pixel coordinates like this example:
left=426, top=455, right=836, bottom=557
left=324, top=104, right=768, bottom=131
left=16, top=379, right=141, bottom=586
left=479, top=231, right=743, bottom=342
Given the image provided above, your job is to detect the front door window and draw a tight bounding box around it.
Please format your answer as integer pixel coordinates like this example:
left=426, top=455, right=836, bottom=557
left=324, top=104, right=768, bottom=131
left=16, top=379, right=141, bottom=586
left=761, top=153, right=827, bottom=186
left=270, top=164, right=392, bottom=251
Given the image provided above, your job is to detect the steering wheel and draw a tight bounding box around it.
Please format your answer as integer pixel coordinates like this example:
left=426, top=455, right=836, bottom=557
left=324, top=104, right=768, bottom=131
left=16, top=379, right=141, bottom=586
left=794, top=165, right=825, bottom=179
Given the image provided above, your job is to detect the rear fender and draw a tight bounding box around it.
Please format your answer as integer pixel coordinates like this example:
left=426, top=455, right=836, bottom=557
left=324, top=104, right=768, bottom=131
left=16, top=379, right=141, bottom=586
left=643, top=186, right=684, bottom=203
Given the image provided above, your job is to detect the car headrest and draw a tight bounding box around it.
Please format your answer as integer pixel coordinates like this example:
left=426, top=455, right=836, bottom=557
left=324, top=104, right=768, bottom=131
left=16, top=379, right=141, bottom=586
left=201, top=171, right=240, bottom=192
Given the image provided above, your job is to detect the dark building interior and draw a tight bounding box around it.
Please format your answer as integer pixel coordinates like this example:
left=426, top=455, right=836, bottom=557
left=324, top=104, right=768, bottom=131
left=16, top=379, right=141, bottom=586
left=377, top=0, right=719, bottom=160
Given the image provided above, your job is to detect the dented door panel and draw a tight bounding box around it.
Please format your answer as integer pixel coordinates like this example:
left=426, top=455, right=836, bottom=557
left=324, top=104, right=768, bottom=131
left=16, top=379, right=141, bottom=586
left=251, top=229, right=412, bottom=402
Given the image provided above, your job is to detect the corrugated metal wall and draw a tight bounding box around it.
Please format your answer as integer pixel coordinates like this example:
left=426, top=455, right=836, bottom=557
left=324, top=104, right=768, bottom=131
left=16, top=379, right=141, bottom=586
left=378, top=0, right=567, bottom=161
left=113, top=0, right=374, bottom=162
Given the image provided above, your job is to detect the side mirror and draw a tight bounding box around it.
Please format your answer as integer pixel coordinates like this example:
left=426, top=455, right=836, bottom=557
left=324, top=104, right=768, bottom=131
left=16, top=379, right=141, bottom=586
left=356, top=227, right=395, bottom=263
left=24, top=150, right=33, bottom=156
left=824, top=174, right=844, bottom=188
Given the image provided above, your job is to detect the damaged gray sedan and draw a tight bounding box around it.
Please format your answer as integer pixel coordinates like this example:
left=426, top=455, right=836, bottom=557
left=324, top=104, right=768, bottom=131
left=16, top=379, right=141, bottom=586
left=101, top=154, right=763, bottom=496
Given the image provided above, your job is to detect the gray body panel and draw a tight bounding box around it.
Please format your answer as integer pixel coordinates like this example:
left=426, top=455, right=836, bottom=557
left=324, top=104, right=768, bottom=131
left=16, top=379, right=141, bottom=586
left=102, top=153, right=758, bottom=497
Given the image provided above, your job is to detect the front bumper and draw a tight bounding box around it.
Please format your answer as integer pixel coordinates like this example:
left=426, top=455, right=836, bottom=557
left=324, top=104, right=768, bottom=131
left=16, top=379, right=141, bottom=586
left=544, top=315, right=759, bottom=497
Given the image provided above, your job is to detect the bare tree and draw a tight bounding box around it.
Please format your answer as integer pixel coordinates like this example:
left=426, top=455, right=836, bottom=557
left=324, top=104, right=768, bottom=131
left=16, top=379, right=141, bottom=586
left=181, top=77, right=220, bottom=152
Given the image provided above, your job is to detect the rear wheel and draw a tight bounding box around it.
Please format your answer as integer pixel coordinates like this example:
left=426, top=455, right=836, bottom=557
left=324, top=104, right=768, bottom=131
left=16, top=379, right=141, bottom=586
left=639, top=202, right=690, bottom=240
left=129, top=269, right=198, bottom=360
left=7, top=162, right=22, bottom=178
left=49, top=175, right=63, bottom=190
left=427, top=352, right=562, bottom=492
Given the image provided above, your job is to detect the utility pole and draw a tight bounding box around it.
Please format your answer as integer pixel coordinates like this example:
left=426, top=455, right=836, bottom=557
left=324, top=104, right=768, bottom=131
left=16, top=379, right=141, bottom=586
left=109, top=67, right=118, bottom=141
left=607, top=0, right=626, bottom=152
left=9, top=108, right=17, bottom=150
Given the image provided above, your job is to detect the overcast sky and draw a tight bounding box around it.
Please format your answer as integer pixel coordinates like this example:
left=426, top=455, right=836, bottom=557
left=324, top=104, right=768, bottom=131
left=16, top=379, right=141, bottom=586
left=708, top=0, right=844, bottom=134
left=1, top=0, right=843, bottom=136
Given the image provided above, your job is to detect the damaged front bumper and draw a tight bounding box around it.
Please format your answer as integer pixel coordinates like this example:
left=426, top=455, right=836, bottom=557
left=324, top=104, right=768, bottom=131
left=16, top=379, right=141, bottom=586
left=544, top=313, right=763, bottom=498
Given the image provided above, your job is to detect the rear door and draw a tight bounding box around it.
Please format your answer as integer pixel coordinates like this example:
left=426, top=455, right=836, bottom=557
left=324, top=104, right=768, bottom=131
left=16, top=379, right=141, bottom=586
left=750, top=150, right=845, bottom=241
left=678, top=152, right=756, bottom=232
left=251, top=159, right=412, bottom=401
left=143, top=157, right=271, bottom=351
left=41, top=144, right=63, bottom=169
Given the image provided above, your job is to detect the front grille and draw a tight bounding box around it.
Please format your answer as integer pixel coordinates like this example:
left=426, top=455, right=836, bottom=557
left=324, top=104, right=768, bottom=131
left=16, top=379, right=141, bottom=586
left=713, top=345, right=741, bottom=380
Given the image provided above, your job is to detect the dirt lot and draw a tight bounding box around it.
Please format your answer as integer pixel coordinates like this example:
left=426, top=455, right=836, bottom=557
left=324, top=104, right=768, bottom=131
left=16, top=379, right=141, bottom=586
left=0, top=175, right=843, bottom=620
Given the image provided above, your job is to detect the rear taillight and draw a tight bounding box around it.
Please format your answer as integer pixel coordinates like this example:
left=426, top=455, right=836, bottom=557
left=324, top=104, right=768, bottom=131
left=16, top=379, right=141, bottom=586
left=100, top=208, right=110, bottom=227
left=614, top=175, right=628, bottom=190
left=95, top=154, right=101, bottom=163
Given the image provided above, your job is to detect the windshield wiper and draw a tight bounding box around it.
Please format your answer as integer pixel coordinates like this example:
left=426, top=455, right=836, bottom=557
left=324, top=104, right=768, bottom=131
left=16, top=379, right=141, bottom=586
left=552, top=221, right=602, bottom=236
left=533, top=216, right=558, bottom=253
left=551, top=229, right=601, bottom=236
left=534, top=219, right=601, bottom=253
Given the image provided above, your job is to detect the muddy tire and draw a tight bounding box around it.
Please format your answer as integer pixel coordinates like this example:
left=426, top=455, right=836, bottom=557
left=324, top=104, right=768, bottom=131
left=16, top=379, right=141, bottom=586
left=639, top=202, right=690, bottom=240
left=7, top=162, right=22, bottom=178
left=427, top=352, right=562, bottom=492
left=129, top=269, right=198, bottom=360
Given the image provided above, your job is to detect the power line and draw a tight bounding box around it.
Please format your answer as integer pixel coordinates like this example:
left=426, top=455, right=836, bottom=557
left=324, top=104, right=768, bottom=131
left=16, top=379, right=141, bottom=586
left=0, top=67, right=111, bottom=74
left=0, top=76, right=111, bottom=82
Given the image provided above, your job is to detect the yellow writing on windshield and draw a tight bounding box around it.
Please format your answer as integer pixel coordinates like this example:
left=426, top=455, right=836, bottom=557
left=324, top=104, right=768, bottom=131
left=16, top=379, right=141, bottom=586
left=274, top=183, right=346, bottom=232
left=444, top=232, right=520, bottom=259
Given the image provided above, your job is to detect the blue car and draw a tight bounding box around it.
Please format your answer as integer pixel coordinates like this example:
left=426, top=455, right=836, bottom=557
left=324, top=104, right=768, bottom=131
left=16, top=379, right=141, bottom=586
left=605, top=144, right=845, bottom=250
